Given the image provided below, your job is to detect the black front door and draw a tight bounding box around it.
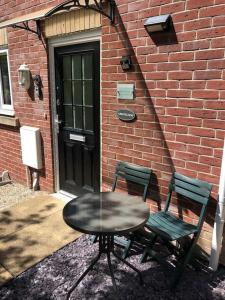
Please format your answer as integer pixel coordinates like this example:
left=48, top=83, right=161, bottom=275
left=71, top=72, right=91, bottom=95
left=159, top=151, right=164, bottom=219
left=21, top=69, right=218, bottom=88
left=55, top=42, right=100, bottom=195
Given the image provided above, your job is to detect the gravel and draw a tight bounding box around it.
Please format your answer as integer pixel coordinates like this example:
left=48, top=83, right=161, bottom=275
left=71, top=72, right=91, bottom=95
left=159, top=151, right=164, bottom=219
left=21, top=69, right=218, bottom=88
left=0, top=182, right=45, bottom=211
left=0, top=235, right=225, bottom=300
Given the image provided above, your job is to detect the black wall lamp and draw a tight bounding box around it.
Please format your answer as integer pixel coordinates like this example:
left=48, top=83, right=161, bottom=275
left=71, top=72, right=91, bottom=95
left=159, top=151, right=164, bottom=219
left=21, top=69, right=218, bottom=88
left=120, top=56, right=132, bottom=71
left=144, top=14, right=171, bottom=34
left=33, top=75, right=43, bottom=99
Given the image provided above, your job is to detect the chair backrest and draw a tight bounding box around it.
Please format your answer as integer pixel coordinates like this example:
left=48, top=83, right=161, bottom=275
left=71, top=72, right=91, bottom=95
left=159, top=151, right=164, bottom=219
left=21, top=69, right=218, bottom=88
left=165, top=172, right=212, bottom=230
left=112, top=161, right=152, bottom=201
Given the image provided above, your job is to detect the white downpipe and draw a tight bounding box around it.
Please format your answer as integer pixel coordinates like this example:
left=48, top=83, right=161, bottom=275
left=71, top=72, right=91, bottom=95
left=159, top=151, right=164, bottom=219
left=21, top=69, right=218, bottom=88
left=209, top=138, right=225, bottom=270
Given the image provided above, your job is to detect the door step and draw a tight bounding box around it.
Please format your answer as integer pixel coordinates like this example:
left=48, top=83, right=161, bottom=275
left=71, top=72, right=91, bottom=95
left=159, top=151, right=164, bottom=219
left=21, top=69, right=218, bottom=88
left=51, top=190, right=77, bottom=202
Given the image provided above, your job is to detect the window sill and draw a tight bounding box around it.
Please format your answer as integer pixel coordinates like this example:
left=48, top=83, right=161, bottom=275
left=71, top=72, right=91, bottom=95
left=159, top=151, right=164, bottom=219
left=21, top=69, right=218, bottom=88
left=0, top=109, right=15, bottom=116
left=0, top=115, right=19, bottom=127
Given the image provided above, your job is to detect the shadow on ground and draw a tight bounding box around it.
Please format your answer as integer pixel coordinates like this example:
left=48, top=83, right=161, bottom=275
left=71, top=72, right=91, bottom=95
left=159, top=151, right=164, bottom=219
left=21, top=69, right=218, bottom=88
left=0, top=235, right=224, bottom=300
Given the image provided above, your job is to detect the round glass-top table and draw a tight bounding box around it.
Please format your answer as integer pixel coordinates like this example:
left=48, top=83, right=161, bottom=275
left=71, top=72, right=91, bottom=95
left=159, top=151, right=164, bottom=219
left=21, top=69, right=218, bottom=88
left=63, top=192, right=149, bottom=299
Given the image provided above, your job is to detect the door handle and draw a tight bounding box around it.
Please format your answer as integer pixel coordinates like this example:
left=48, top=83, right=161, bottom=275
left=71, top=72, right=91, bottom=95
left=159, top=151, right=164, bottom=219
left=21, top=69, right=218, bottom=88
left=55, top=119, right=62, bottom=125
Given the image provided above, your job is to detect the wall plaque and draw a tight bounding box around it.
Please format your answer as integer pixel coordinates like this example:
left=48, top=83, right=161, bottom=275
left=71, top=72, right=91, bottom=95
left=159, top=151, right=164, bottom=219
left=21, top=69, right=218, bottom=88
left=117, top=83, right=134, bottom=100
left=117, top=109, right=136, bottom=122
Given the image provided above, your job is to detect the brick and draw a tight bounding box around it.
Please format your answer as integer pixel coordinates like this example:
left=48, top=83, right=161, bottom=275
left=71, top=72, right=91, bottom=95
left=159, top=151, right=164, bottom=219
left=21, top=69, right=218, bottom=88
left=150, top=0, right=170, bottom=6
left=200, top=5, right=225, bottom=17
left=186, top=162, right=210, bottom=173
left=161, top=2, right=185, bottom=14
left=157, top=62, right=180, bottom=71
left=147, top=54, right=169, bottom=63
left=192, top=90, right=219, bottom=100
left=141, top=64, right=156, bottom=72
left=128, top=1, right=149, bottom=12
left=190, top=109, right=217, bottom=119
left=181, top=61, right=207, bottom=71
left=165, top=124, right=188, bottom=134
left=158, top=44, right=182, bottom=54
left=178, top=117, right=202, bottom=127
left=155, top=98, right=177, bottom=107
left=180, top=81, right=206, bottom=90
left=184, top=18, right=211, bottom=31
left=186, top=0, right=214, bottom=9
left=177, top=31, right=196, bottom=42
left=145, top=72, right=167, bottom=80
left=195, top=49, right=224, bottom=60
left=167, top=141, right=187, bottom=152
left=217, top=111, right=225, bottom=120
left=169, top=52, right=194, bottom=62
left=166, top=108, right=189, bottom=117
left=167, top=90, right=191, bottom=98
left=175, top=151, right=198, bottom=162
left=189, top=127, right=215, bottom=138
left=197, top=27, right=225, bottom=39
left=173, top=10, right=198, bottom=23
left=204, top=100, right=225, bottom=110
left=213, top=16, right=225, bottom=27
left=201, top=138, right=224, bottom=148
left=176, top=134, right=200, bottom=145
left=194, top=70, right=222, bottom=80
left=177, top=99, right=204, bottom=108
left=199, top=156, right=222, bottom=167
left=157, top=80, right=179, bottom=89
left=168, top=71, right=192, bottom=80
left=203, top=119, right=225, bottom=130
left=207, top=80, right=225, bottom=90
left=183, top=40, right=210, bottom=51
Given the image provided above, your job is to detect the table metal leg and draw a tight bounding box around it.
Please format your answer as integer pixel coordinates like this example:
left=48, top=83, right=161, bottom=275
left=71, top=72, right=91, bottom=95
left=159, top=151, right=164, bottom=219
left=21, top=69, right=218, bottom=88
left=66, top=234, right=143, bottom=299
left=66, top=252, right=102, bottom=300
left=106, top=251, right=121, bottom=298
left=112, top=250, right=144, bottom=285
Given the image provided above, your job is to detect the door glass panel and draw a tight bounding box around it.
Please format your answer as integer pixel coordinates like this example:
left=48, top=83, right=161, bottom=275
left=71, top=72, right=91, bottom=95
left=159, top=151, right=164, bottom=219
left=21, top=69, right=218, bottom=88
left=74, top=106, right=83, bottom=129
left=72, top=55, right=82, bottom=80
left=83, top=81, right=93, bottom=105
left=63, top=81, right=72, bottom=104
left=84, top=107, right=93, bottom=131
left=73, top=81, right=83, bottom=105
left=64, top=105, right=73, bottom=127
left=83, top=54, right=92, bottom=79
left=63, top=56, right=71, bottom=79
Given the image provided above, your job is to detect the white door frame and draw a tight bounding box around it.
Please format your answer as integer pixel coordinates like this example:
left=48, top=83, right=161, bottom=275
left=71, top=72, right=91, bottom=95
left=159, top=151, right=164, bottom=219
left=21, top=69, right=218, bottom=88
left=48, top=29, right=102, bottom=194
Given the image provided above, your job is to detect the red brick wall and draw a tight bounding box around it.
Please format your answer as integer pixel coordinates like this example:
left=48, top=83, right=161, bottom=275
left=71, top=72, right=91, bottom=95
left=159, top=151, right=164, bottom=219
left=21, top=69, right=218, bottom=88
left=0, top=0, right=64, bottom=191
left=101, top=1, right=225, bottom=255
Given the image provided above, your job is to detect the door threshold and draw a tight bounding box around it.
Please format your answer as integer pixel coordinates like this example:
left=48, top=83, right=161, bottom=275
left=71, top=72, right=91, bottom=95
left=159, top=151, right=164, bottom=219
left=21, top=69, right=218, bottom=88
left=51, top=190, right=77, bottom=203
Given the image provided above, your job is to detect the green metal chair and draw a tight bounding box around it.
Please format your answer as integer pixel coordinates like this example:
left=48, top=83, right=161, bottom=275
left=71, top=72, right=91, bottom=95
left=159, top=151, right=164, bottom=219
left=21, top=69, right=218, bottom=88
left=141, top=172, right=212, bottom=288
left=112, top=161, right=152, bottom=259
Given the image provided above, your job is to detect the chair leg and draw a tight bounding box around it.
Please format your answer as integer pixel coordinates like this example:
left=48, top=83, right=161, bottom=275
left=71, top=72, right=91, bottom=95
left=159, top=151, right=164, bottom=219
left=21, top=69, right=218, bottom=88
left=170, top=236, right=198, bottom=289
left=90, top=235, right=98, bottom=243
left=140, top=234, right=157, bottom=263
left=122, top=238, right=133, bottom=259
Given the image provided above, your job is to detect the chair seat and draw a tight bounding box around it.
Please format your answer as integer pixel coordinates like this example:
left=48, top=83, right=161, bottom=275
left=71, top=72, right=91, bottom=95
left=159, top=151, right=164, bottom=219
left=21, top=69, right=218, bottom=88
left=145, top=211, right=198, bottom=241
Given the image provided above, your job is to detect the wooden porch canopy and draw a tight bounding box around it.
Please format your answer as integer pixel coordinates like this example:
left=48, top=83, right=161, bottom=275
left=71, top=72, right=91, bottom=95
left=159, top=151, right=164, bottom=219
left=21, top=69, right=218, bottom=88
left=0, top=0, right=115, bottom=39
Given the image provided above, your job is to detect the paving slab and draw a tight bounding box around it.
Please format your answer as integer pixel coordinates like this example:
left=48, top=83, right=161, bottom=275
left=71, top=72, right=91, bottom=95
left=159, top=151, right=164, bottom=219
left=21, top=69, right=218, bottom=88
left=0, top=195, right=64, bottom=238
left=0, top=194, right=81, bottom=281
left=0, top=265, right=12, bottom=285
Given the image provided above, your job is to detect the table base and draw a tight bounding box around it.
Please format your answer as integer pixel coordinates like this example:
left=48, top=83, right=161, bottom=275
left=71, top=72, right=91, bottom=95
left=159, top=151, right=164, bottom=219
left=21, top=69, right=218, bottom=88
left=66, top=234, right=143, bottom=300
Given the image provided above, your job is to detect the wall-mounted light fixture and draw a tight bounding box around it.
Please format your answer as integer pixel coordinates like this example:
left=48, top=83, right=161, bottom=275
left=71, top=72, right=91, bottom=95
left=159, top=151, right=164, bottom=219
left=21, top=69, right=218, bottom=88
left=18, top=63, right=31, bottom=90
left=144, top=14, right=171, bottom=34
left=120, top=56, right=132, bottom=71
left=33, top=75, right=42, bottom=99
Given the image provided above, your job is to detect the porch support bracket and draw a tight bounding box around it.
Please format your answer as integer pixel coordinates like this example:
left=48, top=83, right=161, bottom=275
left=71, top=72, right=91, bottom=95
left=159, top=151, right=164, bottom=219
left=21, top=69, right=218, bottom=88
left=11, top=20, right=42, bottom=40
left=45, top=0, right=116, bottom=24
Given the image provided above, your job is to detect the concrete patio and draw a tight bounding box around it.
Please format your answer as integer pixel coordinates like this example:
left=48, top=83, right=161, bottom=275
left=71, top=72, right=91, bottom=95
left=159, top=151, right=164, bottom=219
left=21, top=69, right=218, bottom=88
left=0, top=194, right=81, bottom=285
